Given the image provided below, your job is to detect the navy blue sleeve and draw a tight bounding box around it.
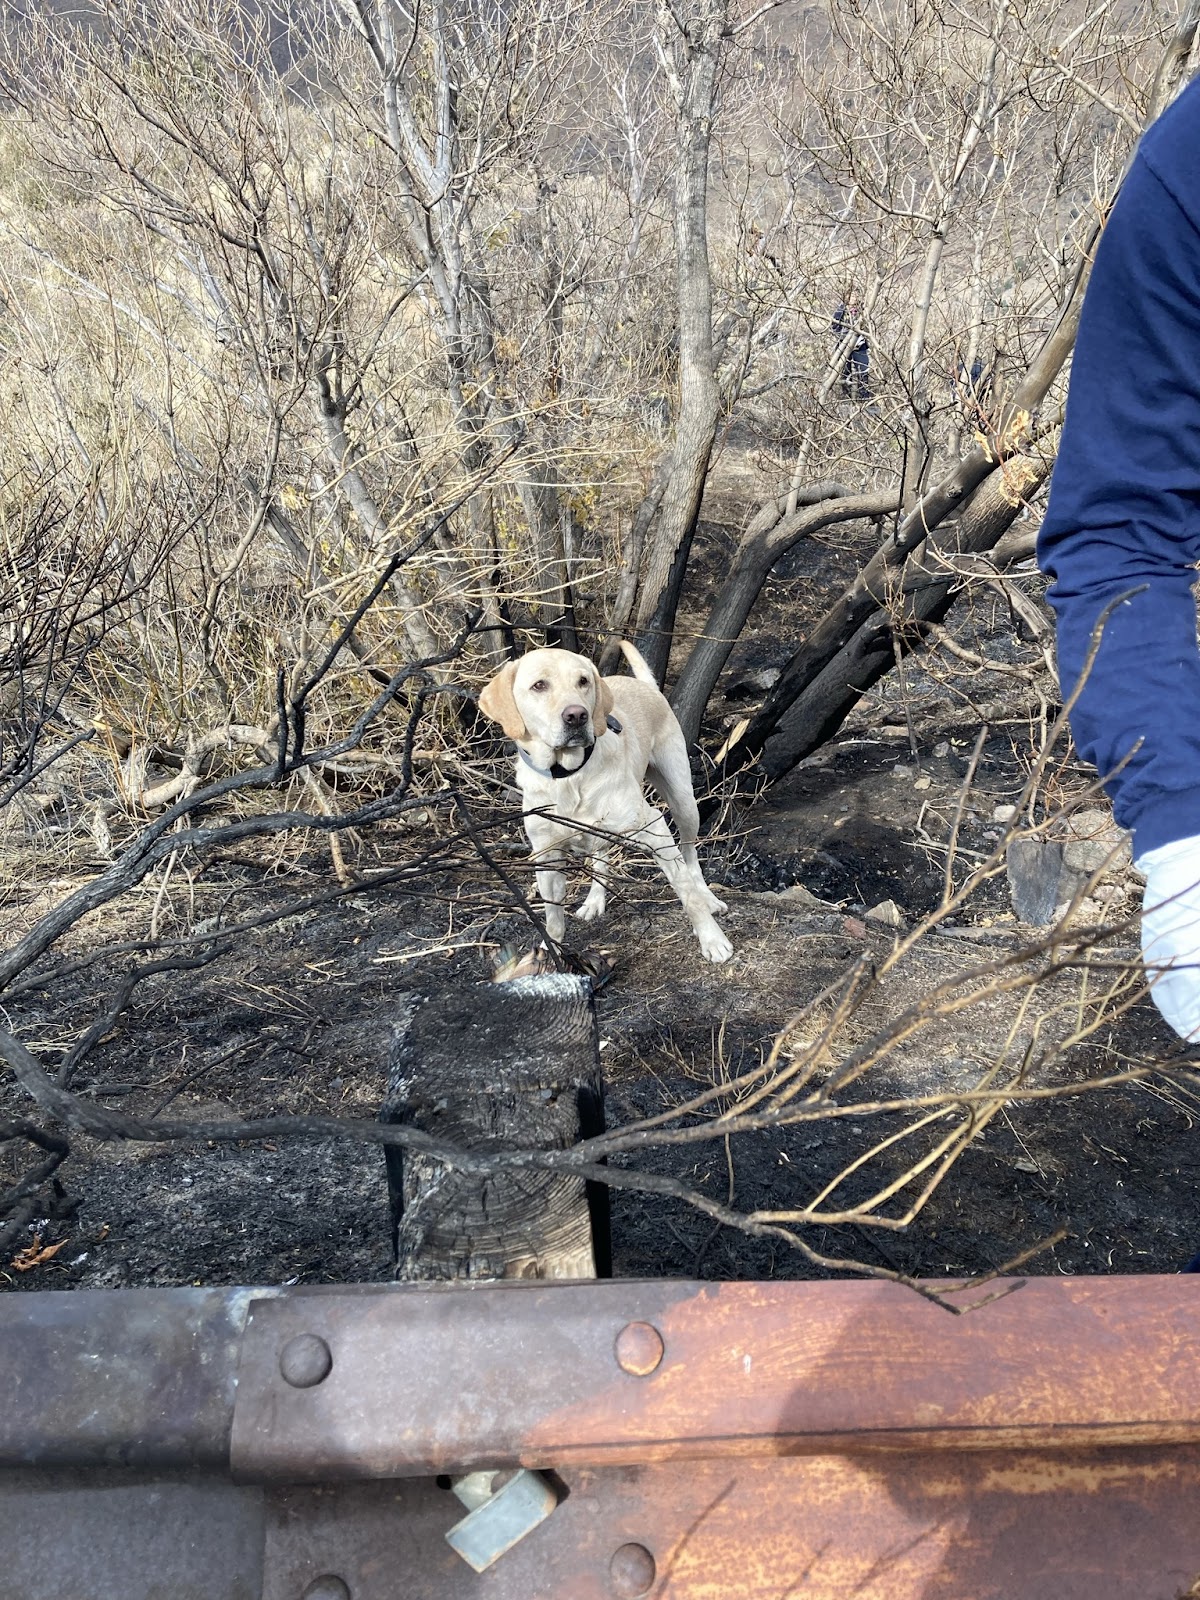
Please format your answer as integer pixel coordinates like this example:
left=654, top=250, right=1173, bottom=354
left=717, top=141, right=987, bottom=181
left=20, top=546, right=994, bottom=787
left=1038, top=84, right=1200, bottom=857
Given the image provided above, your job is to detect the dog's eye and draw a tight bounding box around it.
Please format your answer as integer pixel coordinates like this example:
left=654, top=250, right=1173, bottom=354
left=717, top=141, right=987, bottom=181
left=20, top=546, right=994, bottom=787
left=530, top=679, right=548, bottom=693
left=577, top=676, right=589, bottom=689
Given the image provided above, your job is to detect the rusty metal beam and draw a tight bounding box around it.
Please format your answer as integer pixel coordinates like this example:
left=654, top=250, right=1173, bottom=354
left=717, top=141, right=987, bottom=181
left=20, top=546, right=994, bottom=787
left=5, top=1451, right=1199, bottom=1599
left=5, top=1277, right=1200, bottom=1478
left=0, top=1471, right=263, bottom=1600
left=260, top=1450, right=1200, bottom=1600
left=230, top=1276, right=1200, bottom=1480
left=4, top=1278, right=1200, bottom=1599
left=1, top=1286, right=259, bottom=1470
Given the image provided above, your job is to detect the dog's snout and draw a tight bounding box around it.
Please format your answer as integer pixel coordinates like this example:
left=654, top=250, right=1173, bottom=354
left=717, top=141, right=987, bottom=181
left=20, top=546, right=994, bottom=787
left=562, top=703, right=589, bottom=730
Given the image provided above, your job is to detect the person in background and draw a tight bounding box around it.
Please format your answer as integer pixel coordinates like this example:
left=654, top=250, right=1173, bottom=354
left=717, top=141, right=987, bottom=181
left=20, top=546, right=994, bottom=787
left=955, top=354, right=992, bottom=408
left=832, top=298, right=871, bottom=401
left=1038, top=77, right=1200, bottom=1041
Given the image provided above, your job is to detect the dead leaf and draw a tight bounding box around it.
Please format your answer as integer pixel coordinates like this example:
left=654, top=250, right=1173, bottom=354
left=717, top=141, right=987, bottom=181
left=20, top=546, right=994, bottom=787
left=714, top=717, right=750, bottom=764
left=10, top=1234, right=69, bottom=1272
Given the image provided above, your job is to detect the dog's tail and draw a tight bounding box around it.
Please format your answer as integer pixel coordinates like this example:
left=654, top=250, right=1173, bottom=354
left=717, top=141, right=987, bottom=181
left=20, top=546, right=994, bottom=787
left=618, top=641, right=658, bottom=685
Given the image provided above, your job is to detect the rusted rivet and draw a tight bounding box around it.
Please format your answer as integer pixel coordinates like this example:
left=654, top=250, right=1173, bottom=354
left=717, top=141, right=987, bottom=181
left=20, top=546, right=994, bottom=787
left=614, top=1321, right=664, bottom=1377
left=609, top=1542, right=656, bottom=1597
left=280, top=1333, right=333, bottom=1389
left=300, top=1578, right=350, bottom=1600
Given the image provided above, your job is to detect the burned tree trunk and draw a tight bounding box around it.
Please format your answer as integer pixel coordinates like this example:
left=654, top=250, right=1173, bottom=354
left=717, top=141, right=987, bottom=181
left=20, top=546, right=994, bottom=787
left=753, top=455, right=1051, bottom=778
left=756, top=457, right=1049, bottom=777
left=706, top=258, right=1084, bottom=790
left=380, top=975, right=608, bottom=1281
left=669, top=483, right=897, bottom=748
left=629, top=0, right=729, bottom=683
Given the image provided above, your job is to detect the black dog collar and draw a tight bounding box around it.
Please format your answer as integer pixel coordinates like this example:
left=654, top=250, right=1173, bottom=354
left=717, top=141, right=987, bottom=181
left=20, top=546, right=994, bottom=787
left=519, top=715, right=623, bottom=780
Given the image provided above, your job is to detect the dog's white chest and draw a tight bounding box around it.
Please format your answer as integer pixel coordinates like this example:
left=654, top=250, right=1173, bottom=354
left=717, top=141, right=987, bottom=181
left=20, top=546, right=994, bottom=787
left=519, top=770, right=645, bottom=842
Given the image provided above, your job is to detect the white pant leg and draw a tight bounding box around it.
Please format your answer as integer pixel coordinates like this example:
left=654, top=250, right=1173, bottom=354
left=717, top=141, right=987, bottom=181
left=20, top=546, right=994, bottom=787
left=1136, top=832, right=1200, bottom=1041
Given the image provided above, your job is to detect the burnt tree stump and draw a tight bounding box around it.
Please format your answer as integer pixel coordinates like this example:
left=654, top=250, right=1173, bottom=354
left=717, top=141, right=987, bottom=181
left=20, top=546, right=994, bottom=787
left=380, top=973, right=609, bottom=1281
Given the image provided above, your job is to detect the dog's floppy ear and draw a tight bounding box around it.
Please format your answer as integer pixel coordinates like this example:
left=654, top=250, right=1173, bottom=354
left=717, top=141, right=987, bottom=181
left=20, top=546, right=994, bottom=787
left=593, top=664, right=615, bottom=734
left=478, top=661, right=529, bottom=741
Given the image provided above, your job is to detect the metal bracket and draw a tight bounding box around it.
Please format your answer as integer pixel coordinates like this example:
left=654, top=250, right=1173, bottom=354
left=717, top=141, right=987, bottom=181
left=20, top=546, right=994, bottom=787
left=445, top=1469, right=558, bottom=1572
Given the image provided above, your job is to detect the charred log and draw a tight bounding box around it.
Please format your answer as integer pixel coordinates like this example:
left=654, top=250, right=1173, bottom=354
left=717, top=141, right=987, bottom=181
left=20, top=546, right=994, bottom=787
left=381, top=976, right=608, bottom=1281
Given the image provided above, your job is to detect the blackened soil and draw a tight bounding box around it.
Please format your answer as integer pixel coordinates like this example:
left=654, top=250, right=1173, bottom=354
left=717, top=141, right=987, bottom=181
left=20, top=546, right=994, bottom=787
left=3, top=728, right=1198, bottom=1295
left=3, top=516, right=1198, bottom=1294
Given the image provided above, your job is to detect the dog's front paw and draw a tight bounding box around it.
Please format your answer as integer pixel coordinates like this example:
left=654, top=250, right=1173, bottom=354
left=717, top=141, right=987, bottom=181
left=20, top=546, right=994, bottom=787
left=575, top=891, right=606, bottom=923
left=699, top=927, right=734, bottom=963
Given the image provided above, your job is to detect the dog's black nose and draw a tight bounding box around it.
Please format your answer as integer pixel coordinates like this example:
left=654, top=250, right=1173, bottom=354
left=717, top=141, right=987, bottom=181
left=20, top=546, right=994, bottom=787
left=562, top=703, right=588, bottom=730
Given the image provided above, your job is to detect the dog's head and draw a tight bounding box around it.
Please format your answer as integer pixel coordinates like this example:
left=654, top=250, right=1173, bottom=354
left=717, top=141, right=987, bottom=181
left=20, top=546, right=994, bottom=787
left=479, top=648, right=615, bottom=751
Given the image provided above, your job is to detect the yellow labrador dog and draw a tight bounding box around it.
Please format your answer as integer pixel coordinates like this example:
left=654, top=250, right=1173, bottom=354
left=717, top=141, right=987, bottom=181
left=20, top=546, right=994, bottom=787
left=479, top=643, right=733, bottom=963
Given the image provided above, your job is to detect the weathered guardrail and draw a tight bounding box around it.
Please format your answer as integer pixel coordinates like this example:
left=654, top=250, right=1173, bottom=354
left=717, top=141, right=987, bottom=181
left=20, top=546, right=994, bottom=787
left=4, top=1275, right=1200, bottom=1599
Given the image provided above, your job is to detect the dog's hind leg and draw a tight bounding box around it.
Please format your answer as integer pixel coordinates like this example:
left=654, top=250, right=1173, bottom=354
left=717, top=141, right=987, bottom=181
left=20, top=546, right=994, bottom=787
left=633, top=807, right=732, bottom=963
left=648, top=733, right=727, bottom=914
